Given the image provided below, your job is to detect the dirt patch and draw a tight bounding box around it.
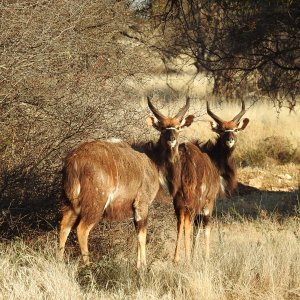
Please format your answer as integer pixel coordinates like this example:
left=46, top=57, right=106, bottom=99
left=237, top=163, right=299, bottom=192
left=215, top=163, right=300, bottom=220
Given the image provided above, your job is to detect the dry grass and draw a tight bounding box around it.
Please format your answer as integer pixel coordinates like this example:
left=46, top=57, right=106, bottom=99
left=0, top=215, right=299, bottom=300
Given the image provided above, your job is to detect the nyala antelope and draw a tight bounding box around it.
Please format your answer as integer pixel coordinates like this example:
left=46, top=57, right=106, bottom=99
left=198, top=101, right=250, bottom=197
left=59, top=139, right=160, bottom=268
left=58, top=100, right=194, bottom=267
left=146, top=97, right=220, bottom=261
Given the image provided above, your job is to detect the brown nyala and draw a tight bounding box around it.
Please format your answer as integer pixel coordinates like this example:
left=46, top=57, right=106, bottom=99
left=146, top=97, right=220, bottom=261
left=59, top=140, right=160, bottom=268
left=198, top=101, right=250, bottom=198
left=58, top=100, right=194, bottom=267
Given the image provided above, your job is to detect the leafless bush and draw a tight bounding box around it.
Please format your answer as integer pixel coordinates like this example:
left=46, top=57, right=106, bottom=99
left=134, top=0, right=300, bottom=107
left=0, top=0, right=156, bottom=236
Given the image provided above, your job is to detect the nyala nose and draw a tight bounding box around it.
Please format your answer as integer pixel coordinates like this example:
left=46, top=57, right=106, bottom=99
left=169, top=136, right=176, bottom=142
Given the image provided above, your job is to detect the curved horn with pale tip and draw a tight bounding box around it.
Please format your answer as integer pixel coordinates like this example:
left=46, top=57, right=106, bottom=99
left=232, top=100, right=246, bottom=123
left=174, top=96, right=190, bottom=121
left=206, top=101, right=224, bottom=124
left=147, top=96, right=167, bottom=121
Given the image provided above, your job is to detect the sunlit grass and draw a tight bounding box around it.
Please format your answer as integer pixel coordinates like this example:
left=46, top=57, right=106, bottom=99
left=0, top=217, right=299, bottom=299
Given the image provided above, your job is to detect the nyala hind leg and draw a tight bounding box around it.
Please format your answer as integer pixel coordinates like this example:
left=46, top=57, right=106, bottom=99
left=202, top=212, right=212, bottom=259
left=58, top=206, right=79, bottom=261
left=192, top=213, right=202, bottom=256
left=133, top=206, right=148, bottom=269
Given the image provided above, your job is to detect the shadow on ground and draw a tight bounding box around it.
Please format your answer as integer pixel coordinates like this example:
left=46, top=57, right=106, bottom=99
left=216, top=182, right=299, bottom=220
left=0, top=166, right=60, bottom=240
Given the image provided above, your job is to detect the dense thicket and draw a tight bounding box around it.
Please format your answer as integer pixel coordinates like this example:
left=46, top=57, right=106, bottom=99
left=0, top=0, right=154, bottom=235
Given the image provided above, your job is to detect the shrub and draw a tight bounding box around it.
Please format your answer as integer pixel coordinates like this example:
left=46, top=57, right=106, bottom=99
left=235, top=135, right=297, bottom=167
left=235, top=147, right=266, bottom=167
left=258, top=136, right=297, bottom=164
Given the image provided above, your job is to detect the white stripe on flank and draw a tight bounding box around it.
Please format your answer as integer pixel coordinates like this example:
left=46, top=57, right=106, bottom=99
left=135, top=210, right=142, bottom=222
left=159, top=171, right=168, bottom=192
left=201, top=184, right=206, bottom=194
left=220, top=176, right=226, bottom=193
left=104, top=188, right=118, bottom=211
left=107, top=138, right=122, bottom=143
left=74, top=183, right=81, bottom=198
left=104, top=154, right=119, bottom=211
left=203, top=207, right=210, bottom=216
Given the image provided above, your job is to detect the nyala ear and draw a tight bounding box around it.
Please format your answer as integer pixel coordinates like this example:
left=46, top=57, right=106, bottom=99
left=146, top=116, right=161, bottom=131
left=180, top=115, right=194, bottom=128
left=146, top=116, right=155, bottom=127
left=209, top=121, right=220, bottom=133
left=237, top=118, right=249, bottom=131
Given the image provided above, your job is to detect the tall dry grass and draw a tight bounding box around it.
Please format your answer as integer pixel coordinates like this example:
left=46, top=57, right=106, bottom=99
left=0, top=217, right=299, bottom=299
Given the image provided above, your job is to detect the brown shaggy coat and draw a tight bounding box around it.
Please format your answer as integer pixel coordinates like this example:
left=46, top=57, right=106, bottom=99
left=146, top=97, right=220, bottom=261
left=198, top=138, right=237, bottom=197
left=198, top=101, right=250, bottom=197
left=59, top=140, right=159, bottom=267
left=164, top=142, right=220, bottom=261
